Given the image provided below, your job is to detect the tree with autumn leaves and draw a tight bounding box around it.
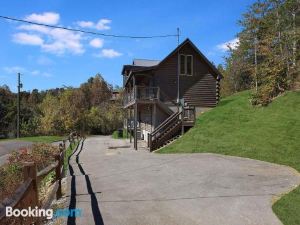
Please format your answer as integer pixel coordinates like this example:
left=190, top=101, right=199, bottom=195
left=0, top=74, right=123, bottom=137
left=39, top=74, right=123, bottom=135
left=221, top=0, right=299, bottom=105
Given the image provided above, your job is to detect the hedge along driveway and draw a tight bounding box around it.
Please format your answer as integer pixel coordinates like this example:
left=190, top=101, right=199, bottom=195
left=0, top=136, right=64, bottom=166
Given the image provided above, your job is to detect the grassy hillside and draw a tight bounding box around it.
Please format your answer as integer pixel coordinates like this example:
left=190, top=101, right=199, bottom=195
left=158, top=90, right=300, bottom=225
left=0, top=136, right=63, bottom=143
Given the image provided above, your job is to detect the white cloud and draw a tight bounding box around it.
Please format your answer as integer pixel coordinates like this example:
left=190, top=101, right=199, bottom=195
left=77, top=18, right=111, bottom=30
left=3, top=66, right=26, bottom=74
left=3, top=66, right=52, bottom=77
left=96, top=49, right=122, bottom=58
left=25, top=12, right=60, bottom=25
left=89, top=38, right=104, bottom=48
left=11, top=13, right=114, bottom=56
left=16, top=23, right=84, bottom=55
left=42, top=28, right=84, bottom=54
left=36, top=55, right=54, bottom=65
left=77, top=21, right=94, bottom=28
left=18, top=24, right=51, bottom=34
left=96, top=19, right=111, bottom=30
left=31, top=70, right=52, bottom=77
left=13, top=33, right=44, bottom=46
left=217, top=38, right=239, bottom=52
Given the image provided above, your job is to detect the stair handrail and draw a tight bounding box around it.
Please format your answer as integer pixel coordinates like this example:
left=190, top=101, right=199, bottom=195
left=149, top=111, right=182, bottom=150
left=151, top=111, right=180, bottom=136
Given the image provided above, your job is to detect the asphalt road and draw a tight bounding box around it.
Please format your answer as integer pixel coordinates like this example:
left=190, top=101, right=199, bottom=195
left=0, top=140, right=33, bottom=166
left=65, top=136, right=300, bottom=225
left=0, top=140, right=65, bottom=166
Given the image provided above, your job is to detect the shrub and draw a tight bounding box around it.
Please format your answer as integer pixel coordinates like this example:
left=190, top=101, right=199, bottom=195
left=0, top=143, right=60, bottom=202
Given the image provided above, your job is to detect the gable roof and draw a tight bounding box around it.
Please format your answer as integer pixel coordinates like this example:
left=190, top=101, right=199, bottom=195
left=122, top=38, right=223, bottom=79
left=121, top=65, right=156, bottom=75
left=157, top=38, right=223, bottom=79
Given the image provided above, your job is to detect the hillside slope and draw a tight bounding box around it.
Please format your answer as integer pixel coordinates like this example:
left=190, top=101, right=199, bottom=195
left=159, top=91, right=300, bottom=171
left=158, top=90, right=300, bottom=225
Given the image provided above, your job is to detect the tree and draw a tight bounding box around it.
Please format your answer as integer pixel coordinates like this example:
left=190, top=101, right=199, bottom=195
left=222, top=0, right=299, bottom=105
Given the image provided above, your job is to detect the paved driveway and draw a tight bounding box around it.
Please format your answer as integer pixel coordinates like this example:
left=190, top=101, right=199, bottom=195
left=0, top=140, right=33, bottom=166
left=0, top=140, right=67, bottom=166
left=66, top=136, right=300, bottom=225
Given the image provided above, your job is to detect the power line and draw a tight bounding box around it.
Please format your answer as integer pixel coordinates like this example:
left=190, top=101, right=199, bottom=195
left=0, top=15, right=178, bottom=39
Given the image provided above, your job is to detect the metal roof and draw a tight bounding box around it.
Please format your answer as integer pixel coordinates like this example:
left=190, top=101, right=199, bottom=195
left=132, top=59, right=160, bottom=67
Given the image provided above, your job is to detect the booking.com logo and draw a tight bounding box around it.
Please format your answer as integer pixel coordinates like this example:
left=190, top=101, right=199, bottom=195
left=6, top=206, right=82, bottom=219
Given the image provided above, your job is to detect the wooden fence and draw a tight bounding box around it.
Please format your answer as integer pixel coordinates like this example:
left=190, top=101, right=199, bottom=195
left=0, top=136, right=76, bottom=225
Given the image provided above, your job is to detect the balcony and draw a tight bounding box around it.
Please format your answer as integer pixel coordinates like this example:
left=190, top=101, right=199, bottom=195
left=124, top=86, right=160, bottom=107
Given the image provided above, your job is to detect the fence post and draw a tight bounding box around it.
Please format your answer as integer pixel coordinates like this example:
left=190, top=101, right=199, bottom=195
left=59, top=143, right=65, bottom=178
left=62, top=140, right=66, bottom=150
left=55, top=154, right=62, bottom=199
left=22, top=162, right=39, bottom=207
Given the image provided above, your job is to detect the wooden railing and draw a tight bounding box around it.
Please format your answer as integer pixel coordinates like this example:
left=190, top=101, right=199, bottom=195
left=148, top=111, right=181, bottom=151
left=148, top=105, right=196, bottom=151
left=124, top=86, right=160, bottom=106
left=0, top=137, right=77, bottom=225
left=127, top=118, right=140, bottom=130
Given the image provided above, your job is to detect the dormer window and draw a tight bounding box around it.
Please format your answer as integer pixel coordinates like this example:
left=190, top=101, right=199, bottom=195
left=179, top=54, right=193, bottom=76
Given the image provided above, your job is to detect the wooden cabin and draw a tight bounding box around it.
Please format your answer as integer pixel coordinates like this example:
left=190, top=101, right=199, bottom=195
left=122, top=38, right=222, bottom=151
left=110, top=90, right=120, bottom=101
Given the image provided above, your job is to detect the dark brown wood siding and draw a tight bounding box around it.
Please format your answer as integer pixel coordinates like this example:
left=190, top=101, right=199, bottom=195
left=153, top=52, right=178, bottom=102
left=182, top=74, right=216, bottom=107
left=153, top=42, right=218, bottom=107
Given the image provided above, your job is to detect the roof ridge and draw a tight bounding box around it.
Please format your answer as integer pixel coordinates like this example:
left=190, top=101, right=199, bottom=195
left=133, top=58, right=160, bottom=61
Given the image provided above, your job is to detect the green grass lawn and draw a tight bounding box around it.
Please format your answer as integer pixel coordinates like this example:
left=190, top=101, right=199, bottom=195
left=64, top=141, right=80, bottom=173
left=158, top=90, right=300, bottom=225
left=0, top=136, right=64, bottom=143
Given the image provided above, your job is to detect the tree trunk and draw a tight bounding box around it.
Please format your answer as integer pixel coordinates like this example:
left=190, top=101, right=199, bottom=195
left=254, top=36, right=258, bottom=92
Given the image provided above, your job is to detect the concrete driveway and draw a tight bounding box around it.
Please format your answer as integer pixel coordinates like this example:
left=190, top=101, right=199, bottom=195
left=66, top=136, right=300, bottom=225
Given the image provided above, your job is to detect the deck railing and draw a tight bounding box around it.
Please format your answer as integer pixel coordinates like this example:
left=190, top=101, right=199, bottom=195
left=124, top=86, right=160, bottom=106
left=148, top=105, right=195, bottom=151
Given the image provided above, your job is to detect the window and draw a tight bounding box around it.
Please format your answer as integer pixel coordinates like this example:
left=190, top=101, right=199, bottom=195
left=180, top=55, right=186, bottom=75
left=179, top=54, right=193, bottom=76
left=186, top=55, right=193, bottom=75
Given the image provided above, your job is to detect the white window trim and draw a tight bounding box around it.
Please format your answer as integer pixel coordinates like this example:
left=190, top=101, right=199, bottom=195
left=179, top=54, right=193, bottom=76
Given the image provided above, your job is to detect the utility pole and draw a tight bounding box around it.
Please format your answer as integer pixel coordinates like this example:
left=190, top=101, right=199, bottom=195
left=177, top=27, right=180, bottom=46
left=177, top=27, right=180, bottom=107
left=17, top=73, right=22, bottom=138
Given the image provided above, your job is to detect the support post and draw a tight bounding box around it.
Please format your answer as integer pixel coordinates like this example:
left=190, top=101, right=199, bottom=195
left=176, top=28, right=180, bottom=110
left=129, top=108, right=132, bottom=143
left=59, top=143, right=65, bottom=177
left=17, top=73, right=21, bottom=138
left=153, top=103, right=157, bottom=129
left=134, top=103, right=138, bottom=150
left=23, top=162, right=39, bottom=207
left=55, top=154, right=62, bottom=199
left=126, top=109, right=129, bottom=138
left=181, top=106, right=184, bottom=135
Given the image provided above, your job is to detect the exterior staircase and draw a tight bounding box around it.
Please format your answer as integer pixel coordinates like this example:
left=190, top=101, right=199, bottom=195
left=148, top=105, right=195, bottom=151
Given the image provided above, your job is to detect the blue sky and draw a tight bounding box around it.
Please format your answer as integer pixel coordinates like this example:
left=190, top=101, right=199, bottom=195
left=0, top=0, right=255, bottom=92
